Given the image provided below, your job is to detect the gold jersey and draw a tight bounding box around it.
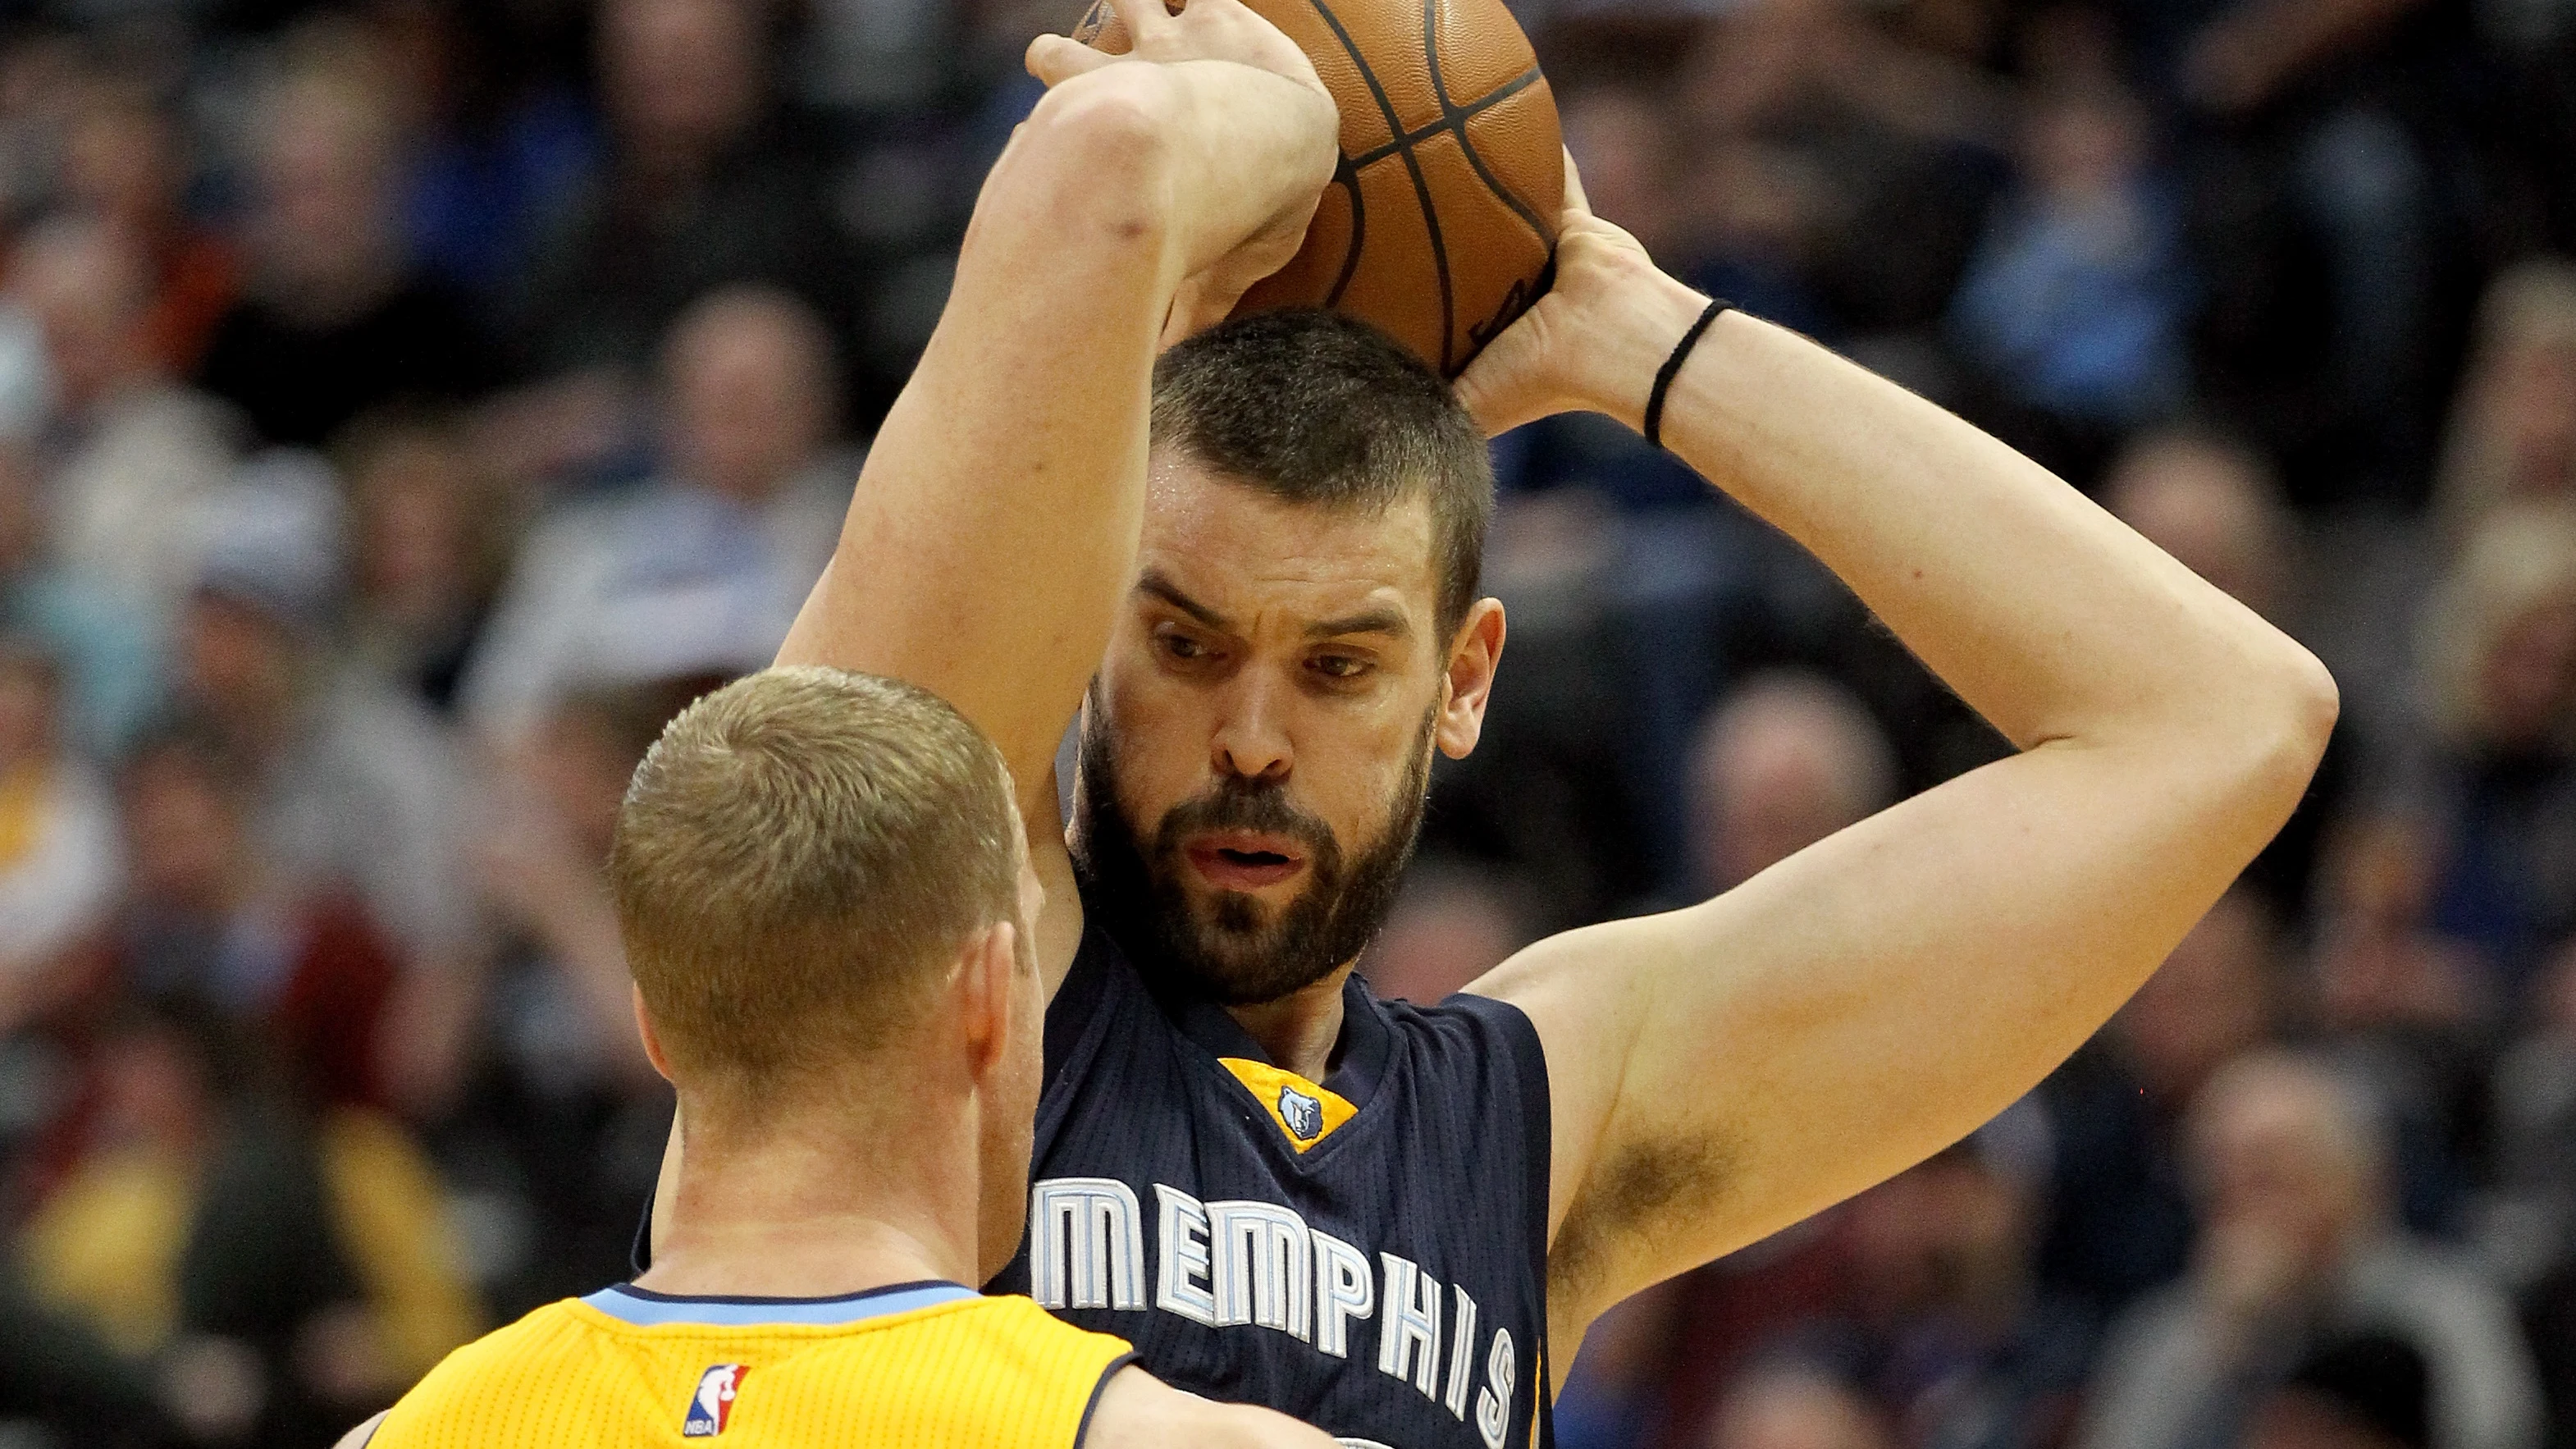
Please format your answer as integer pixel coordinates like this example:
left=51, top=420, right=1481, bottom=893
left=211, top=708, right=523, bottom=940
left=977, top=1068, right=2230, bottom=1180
left=368, top=1281, right=1135, bottom=1448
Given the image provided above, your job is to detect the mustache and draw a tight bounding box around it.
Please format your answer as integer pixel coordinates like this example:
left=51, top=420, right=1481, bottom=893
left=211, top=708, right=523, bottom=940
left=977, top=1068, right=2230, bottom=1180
left=1149, top=776, right=1340, bottom=872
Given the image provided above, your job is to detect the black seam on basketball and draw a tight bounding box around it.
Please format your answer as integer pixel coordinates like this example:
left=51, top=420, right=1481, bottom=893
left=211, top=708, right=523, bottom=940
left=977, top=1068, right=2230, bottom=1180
left=1415, top=0, right=1459, bottom=370
left=1304, top=0, right=1452, bottom=370
left=1344, top=66, right=1541, bottom=169
left=1409, top=0, right=1551, bottom=249
left=1323, top=164, right=1368, bottom=308
left=1450, top=73, right=1552, bottom=243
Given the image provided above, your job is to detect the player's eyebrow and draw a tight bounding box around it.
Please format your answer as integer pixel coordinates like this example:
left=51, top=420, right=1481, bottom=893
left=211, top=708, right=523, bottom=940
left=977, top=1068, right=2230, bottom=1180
left=1135, top=571, right=1233, bottom=632
left=1305, top=607, right=1412, bottom=642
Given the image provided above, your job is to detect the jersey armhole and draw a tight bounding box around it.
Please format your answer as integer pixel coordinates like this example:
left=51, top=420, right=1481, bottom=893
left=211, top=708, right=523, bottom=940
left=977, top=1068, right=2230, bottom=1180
left=1071, top=1351, right=1140, bottom=1449
left=1450, top=991, right=1558, bottom=1448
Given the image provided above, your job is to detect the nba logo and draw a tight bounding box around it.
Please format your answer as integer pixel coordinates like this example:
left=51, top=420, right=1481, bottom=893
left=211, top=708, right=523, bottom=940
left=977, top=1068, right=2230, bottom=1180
left=1278, top=1085, right=1323, bottom=1142
left=683, top=1364, right=746, bottom=1437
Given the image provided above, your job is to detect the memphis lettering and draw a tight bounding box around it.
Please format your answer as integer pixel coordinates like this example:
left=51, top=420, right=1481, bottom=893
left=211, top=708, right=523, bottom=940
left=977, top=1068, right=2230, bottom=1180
left=1028, top=1177, right=1520, bottom=1449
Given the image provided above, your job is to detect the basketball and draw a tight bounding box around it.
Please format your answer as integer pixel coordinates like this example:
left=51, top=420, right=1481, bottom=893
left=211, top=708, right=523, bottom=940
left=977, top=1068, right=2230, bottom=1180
left=1075, top=0, right=1562, bottom=377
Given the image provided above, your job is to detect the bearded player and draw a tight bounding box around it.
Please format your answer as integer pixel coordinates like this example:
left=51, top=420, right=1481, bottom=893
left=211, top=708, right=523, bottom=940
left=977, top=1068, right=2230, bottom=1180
left=653, top=0, right=2337, bottom=1441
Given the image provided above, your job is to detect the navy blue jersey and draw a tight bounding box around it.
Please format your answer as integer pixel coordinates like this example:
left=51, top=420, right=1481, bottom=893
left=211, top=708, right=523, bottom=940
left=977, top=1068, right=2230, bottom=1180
left=985, top=908, right=1556, bottom=1449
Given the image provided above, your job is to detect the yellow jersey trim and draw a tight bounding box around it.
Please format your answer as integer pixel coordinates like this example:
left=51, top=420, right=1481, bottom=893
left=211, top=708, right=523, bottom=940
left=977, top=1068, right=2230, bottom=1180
left=1217, top=1058, right=1357, bottom=1151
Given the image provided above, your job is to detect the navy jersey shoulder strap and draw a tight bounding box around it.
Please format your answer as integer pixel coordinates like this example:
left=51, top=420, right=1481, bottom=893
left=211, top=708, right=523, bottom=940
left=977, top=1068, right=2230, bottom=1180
left=1438, top=990, right=1557, bottom=1449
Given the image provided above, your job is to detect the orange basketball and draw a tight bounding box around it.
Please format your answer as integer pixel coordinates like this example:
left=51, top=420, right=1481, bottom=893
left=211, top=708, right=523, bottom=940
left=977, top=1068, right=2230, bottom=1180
left=1075, top=0, right=1561, bottom=377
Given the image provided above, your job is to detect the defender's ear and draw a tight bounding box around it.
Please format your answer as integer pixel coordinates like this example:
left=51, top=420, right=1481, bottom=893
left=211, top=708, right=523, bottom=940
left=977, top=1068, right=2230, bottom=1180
left=1436, top=598, right=1506, bottom=760
left=633, top=986, right=675, bottom=1083
left=956, top=922, right=1021, bottom=1082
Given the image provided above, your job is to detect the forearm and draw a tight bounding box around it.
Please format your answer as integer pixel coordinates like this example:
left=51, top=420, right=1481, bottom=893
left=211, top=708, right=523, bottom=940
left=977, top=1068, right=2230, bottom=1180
left=1610, top=286, right=2328, bottom=760
left=776, top=59, right=1331, bottom=788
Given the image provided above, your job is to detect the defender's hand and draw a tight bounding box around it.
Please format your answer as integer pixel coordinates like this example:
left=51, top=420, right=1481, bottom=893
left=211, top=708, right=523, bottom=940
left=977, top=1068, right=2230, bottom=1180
left=1455, top=151, right=1708, bottom=437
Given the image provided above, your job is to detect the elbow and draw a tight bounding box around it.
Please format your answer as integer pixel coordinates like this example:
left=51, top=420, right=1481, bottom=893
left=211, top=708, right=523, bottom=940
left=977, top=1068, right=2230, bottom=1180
left=2236, top=639, right=2340, bottom=812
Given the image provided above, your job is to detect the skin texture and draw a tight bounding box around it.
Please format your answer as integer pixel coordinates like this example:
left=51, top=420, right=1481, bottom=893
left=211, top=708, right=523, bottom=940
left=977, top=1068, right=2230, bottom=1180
left=698, top=1, right=2332, bottom=1425
left=1066, top=468, right=1501, bottom=1021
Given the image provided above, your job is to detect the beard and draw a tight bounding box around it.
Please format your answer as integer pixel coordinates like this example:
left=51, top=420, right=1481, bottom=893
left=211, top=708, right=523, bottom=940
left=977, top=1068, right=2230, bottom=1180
left=1071, top=703, right=1435, bottom=1007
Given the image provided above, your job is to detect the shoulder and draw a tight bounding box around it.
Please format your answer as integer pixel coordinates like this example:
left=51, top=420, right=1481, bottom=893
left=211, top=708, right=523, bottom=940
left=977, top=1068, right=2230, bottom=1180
left=1389, top=986, right=1541, bottom=1045
left=1383, top=988, right=1551, bottom=1108
left=1080, top=1365, right=1335, bottom=1449
left=369, top=1302, right=596, bottom=1439
left=965, top=1293, right=1136, bottom=1368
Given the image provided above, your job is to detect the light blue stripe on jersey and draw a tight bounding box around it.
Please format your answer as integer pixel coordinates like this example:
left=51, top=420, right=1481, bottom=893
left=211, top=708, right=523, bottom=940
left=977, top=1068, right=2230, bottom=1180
left=582, top=1281, right=980, bottom=1328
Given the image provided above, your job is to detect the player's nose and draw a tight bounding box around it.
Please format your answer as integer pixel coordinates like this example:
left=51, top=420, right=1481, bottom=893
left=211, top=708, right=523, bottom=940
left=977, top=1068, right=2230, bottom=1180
left=1208, top=674, right=1294, bottom=783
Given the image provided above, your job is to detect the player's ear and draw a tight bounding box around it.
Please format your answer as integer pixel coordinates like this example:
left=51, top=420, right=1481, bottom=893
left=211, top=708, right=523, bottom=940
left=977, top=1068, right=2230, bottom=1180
left=1436, top=597, right=1506, bottom=760
left=631, top=986, right=676, bottom=1084
left=956, top=923, right=1018, bottom=1082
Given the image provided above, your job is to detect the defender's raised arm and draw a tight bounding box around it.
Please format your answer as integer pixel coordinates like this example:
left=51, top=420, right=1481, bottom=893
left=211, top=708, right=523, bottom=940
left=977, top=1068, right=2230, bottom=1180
left=1459, top=159, right=2338, bottom=1367
left=774, top=0, right=1337, bottom=814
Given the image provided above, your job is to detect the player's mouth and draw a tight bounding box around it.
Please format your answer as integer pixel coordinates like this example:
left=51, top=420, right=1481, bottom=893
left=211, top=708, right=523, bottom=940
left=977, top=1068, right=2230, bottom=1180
left=1184, top=832, right=1309, bottom=893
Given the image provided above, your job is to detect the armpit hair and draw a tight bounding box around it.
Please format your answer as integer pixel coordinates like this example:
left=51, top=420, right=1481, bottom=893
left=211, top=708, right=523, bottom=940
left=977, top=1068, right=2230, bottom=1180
left=1549, top=1127, right=1744, bottom=1314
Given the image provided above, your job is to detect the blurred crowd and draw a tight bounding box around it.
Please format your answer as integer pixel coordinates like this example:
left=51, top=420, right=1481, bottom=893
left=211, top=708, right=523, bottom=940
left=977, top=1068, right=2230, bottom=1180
left=0, top=0, right=2567, bottom=1445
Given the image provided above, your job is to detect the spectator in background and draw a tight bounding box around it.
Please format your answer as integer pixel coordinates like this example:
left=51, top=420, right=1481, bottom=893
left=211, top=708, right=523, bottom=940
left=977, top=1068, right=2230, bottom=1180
left=1706, top=1366, right=1898, bottom=1449
left=2105, top=429, right=2295, bottom=621
left=2079, top=1049, right=2541, bottom=1449
left=1362, top=858, right=1532, bottom=1006
left=2039, top=891, right=2281, bottom=1314
left=2309, top=814, right=2486, bottom=1035
left=197, top=58, right=496, bottom=450
left=341, top=410, right=514, bottom=716
left=441, top=681, right=687, bottom=1314
left=1689, top=672, right=1898, bottom=894
left=113, top=724, right=398, bottom=1112
left=1676, top=0, right=2009, bottom=345
left=17, top=992, right=476, bottom=1449
left=516, top=0, right=863, bottom=411
left=1950, top=80, right=2188, bottom=482
left=2305, top=814, right=2490, bottom=1238
left=2156, top=0, right=2460, bottom=506
left=1791, top=1123, right=2096, bottom=1449
left=171, top=464, right=479, bottom=1102
left=461, top=286, right=851, bottom=744
left=2436, top=261, right=2576, bottom=537
left=2395, top=501, right=2576, bottom=1004
left=55, top=75, right=235, bottom=377
left=10, top=215, right=238, bottom=625
left=0, top=640, right=116, bottom=1029
left=379, top=0, right=600, bottom=307
left=0, top=436, right=158, bottom=756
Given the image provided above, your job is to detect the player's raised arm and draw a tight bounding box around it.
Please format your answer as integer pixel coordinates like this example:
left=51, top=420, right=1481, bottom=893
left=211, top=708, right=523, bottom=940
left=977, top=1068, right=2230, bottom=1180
left=773, top=0, right=1337, bottom=818
left=1456, top=158, right=2337, bottom=1364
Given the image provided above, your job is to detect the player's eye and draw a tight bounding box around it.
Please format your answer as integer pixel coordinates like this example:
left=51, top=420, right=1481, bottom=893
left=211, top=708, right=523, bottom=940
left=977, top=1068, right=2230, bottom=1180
left=1156, top=628, right=1217, bottom=665
left=1308, top=653, right=1372, bottom=681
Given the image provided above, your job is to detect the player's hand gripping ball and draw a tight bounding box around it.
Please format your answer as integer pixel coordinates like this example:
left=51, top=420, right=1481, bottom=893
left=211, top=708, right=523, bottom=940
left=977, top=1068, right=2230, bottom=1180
left=1075, top=0, right=1562, bottom=377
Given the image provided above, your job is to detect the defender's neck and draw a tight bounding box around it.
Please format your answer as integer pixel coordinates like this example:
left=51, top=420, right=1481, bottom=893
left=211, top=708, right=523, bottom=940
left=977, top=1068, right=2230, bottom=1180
left=1224, top=962, right=1357, bottom=1083
left=642, top=1097, right=978, bottom=1299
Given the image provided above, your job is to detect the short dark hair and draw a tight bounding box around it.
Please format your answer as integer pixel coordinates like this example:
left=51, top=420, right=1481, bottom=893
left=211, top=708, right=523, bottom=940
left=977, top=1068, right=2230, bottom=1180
left=1151, top=310, right=1494, bottom=637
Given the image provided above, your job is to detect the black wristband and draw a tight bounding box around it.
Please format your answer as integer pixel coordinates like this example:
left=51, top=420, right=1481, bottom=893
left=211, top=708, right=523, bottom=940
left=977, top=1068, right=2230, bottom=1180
left=1643, top=298, right=1732, bottom=451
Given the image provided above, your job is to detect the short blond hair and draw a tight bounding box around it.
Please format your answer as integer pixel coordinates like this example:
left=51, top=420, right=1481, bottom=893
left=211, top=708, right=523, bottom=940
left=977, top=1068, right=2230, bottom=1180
left=610, top=667, right=1020, bottom=1096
